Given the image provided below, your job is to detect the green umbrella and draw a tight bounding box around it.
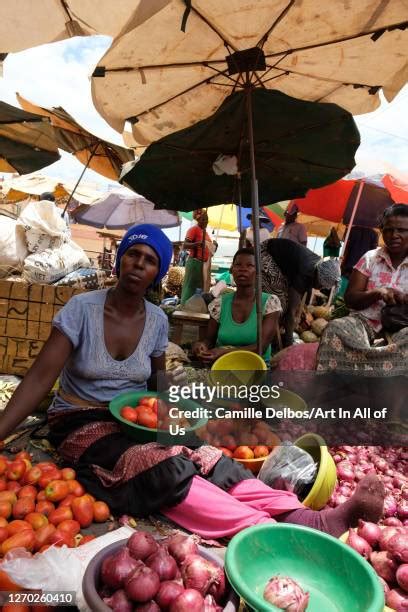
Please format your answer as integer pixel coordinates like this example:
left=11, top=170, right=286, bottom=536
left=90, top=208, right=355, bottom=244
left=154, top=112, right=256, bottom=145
left=121, top=88, right=359, bottom=212
left=121, top=87, right=359, bottom=353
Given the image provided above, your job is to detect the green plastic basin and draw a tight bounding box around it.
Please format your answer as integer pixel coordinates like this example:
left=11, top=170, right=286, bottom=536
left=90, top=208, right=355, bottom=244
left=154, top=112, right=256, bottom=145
left=109, top=390, right=207, bottom=444
left=225, top=524, right=384, bottom=612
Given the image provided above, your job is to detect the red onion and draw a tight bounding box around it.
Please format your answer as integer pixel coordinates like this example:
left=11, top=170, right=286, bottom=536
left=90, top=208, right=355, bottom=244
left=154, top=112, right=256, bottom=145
left=396, top=564, right=408, bottom=592
left=128, top=531, right=158, bottom=560
left=125, top=565, right=160, bottom=603
left=166, top=534, right=198, bottom=563
left=386, top=587, right=408, bottom=610
left=357, top=521, right=381, bottom=547
left=403, top=520, right=408, bottom=527
left=398, top=500, right=408, bottom=520
left=207, top=565, right=226, bottom=603
left=263, top=576, right=309, bottom=612
left=370, top=551, right=398, bottom=583
left=155, top=581, right=185, bottom=610
left=383, top=495, right=398, bottom=517
left=383, top=517, right=403, bottom=527
left=374, top=458, right=388, bottom=473
left=337, top=461, right=355, bottom=483
left=146, top=548, right=178, bottom=581
left=379, top=526, right=403, bottom=551
left=104, top=589, right=133, bottom=612
left=387, top=532, right=408, bottom=563
left=346, top=529, right=372, bottom=558
left=170, top=589, right=205, bottom=612
left=203, top=595, right=219, bottom=612
left=101, top=547, right=140, bottom=589
left=134, top=602, right=161, bottom=612
left=181, top=554, right=220, bottom=596
left=402, top=488, right=408, bottom=501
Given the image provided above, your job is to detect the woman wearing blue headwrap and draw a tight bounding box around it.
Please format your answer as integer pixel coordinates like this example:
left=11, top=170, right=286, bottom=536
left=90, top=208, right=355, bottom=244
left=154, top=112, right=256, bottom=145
left=0, top=223, right=384, bottom=535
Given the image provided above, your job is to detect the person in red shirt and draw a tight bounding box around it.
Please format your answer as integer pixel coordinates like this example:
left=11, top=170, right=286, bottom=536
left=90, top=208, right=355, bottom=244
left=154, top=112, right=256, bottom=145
left=180, top=210, right=213, bottom=304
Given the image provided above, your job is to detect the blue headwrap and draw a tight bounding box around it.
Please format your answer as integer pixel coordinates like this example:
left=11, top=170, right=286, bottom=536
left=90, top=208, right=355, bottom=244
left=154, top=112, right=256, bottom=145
left=115, top=224, right=172, bottom=285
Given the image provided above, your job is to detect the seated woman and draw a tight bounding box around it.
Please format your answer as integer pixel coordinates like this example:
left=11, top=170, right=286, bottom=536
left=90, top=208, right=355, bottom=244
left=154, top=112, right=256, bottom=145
left=0, top=226, right=384, bottom=539
left=317, top=204, right=408, bottom=375
left=192, top=248, right=280, bottom=365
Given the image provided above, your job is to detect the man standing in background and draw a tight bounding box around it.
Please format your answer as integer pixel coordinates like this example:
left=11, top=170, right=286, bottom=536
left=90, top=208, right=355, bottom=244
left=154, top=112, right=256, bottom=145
left=277, top=204, right=307, bottom=246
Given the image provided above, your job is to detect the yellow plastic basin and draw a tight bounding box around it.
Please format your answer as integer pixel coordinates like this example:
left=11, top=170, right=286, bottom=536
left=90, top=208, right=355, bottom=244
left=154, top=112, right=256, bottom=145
left=211, top=350, right=267, bottom=385
left=295, top=433, right=337, bottom=510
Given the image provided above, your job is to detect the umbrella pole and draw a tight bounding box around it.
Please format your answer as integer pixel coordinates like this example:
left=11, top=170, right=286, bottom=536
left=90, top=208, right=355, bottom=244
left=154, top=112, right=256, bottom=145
left=61, top=144, right=98, bottom=218
left=237, top=176, right=245, bottom=249
left=340, top=181, right=365, bottom=257
left=246, top=87, right=263, bottom=356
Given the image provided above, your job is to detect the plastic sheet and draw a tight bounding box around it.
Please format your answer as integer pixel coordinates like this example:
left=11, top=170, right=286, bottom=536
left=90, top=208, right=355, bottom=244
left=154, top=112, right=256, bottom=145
left=258, top=442, right=317, bottom=498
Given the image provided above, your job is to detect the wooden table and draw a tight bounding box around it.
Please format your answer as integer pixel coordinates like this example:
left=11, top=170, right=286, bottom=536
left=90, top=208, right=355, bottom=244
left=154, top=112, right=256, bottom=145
left=170, top=310, right=210, bottom=344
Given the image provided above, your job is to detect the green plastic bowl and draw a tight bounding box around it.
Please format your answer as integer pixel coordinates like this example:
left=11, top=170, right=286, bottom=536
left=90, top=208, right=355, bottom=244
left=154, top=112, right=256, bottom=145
left=109, top=390, right=208, bottom=443
left=225, top=524, right=384, bottom=612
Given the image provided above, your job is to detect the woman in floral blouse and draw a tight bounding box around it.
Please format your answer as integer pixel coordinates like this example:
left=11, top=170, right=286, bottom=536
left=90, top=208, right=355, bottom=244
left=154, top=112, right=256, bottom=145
left=317, top=205, right=408, bottom=375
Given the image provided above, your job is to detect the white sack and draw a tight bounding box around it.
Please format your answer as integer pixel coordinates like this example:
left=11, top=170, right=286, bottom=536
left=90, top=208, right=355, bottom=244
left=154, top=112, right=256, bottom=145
left=18, top=200, right=70, bottom=253
left=0, top=216, right=28, bottom=277
left=23, top=240, right=90, bottom=284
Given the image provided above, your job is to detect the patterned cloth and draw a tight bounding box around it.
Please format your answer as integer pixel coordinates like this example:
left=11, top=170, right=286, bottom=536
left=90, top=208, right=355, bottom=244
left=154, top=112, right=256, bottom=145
left=260, top=242, right=289, bottom=313
left=316, top=313, right=408, bottom=375
left=208, top=293, right=281, bottom=321
left=54, top=267, right=107, bottom=290
left=353, top=247, right=408, bottom=332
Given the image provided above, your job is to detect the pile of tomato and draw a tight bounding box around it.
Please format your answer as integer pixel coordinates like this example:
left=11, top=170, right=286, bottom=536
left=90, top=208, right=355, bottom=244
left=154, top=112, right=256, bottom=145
left=0, top=450, right=111, bottom=556
left=120, top=396, right=159, bottom=429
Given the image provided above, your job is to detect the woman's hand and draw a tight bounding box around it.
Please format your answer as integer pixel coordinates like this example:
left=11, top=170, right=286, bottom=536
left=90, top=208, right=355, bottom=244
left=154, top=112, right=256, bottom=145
left=199, top=347, right=228, bottom=364
left=376, top=287, right=407, bottom=304
left=167, top=365, right=187, bottom=387
left=192, top=341, right=209, bottom=357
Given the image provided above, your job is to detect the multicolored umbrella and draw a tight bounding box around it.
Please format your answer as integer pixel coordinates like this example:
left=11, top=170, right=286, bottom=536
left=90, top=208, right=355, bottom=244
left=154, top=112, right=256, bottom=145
left=180, top=202, right=287, bottom=233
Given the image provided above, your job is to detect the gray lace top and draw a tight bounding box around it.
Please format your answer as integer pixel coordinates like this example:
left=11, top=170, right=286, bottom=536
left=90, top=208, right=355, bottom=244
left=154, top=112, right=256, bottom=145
left=50, top=289, right=168, bottom=412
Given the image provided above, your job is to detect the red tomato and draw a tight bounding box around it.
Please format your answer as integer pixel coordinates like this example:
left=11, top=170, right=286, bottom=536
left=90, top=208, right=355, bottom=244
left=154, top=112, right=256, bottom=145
left=137, top=409, right=158, bottom=430
left=6, top=459, right=26, bottom=481
left=61, top=467, right=76, bottom=480
left=7, top=520, right=33, bottom=536
left=120, top=406, right=138, bottom=422
left=139, top=397, right=157, bottom=409
left=15, top=451, right=32, bottom=462
left=48, top=506, right=73, bottom=526
left=38, top=468, right=61, bottom=489
left=23, top=465, right=42, bottom=485
left=24, top=512, right=48, bottom=530
left=0, top=477, right=6, bottom=492
left=48, top=528, right=75, bottom=548
left=34, top=523, right=56, bottom=550
left=66, top=480, right=85, bottom=497
left=58, top=493, right=76, bottom=507
left=35, top=500, right=55, bottom=517
left=0, top=501, right=12, bottom=519
left=0, top=457, right=7, bottom=476
left=0, top=526, right=9, bottom=543
left=218, top=446, right=234, bottom=458
left=93, top=500, right=110, bottom=522
left=2, top=529, right=36, bottom=555
left=6, top=481, right=21, bottom=493
left=17, top=485, right=37, bottom=499
left=58, top=518, right=80, bottom=536
left=0, top=516, right=8, bottom=528
left=71, top=495, right=93, bottom=528
left=2, top=604, right=30, bottom=612
left=44, top=480, right=69, bottom=502
left=78, top=534, right=96, bottom=545
left=12, top=496, right=35, bottom=519
left=0, top=567, right=23, bottom=591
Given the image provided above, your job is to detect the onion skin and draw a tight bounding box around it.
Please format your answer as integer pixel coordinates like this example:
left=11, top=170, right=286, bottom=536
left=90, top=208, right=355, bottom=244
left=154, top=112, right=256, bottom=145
left=397, top=500, right=408, bottom=520
left=386, top=587, right=408, bottom=610
left=347, top=529, right=372, bottom=558
left=370, top=551, right=398, bottom=583
left=357, top=521, right=381, bottom=548
left=181, top=554, right=219, bottom=596
left=387, top=533, right=408, bottom=563
left=104, top=589, right=133, bottom=612
left=128, top=531, right=158, bottom=561
left=396, top=564, right=408, bottom=592
left=125, top=565, right=160, bottom=603
left=263, top=576, right=309, bottom=612
left=383, top=517, right=403, bottom=527
left=155, top=581, right=185, bottom=610
left=101, top=547, right=140, bottom=589
left=379, top=527, right=403, bottom=551
left=166, top=534, right=199, bottom=564
left=134, top=602, right=161, bottom=612
left=146, top=548, right=178, bottom=581
left=170, top=589, right=205, bottom=612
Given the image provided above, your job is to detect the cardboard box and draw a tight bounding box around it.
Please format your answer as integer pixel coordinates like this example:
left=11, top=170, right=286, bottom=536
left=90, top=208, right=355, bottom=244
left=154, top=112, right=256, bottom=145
left=0, top=280, right=83, bottom=375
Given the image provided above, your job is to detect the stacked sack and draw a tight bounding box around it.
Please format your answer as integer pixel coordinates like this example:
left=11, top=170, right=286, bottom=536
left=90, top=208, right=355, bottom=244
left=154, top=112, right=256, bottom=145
left=18, top=200, right=90, bottom=284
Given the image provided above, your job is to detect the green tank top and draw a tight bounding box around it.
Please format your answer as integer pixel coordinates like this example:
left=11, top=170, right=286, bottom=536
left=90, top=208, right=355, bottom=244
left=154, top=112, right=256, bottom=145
left=216, top=292, right=271, bottom=363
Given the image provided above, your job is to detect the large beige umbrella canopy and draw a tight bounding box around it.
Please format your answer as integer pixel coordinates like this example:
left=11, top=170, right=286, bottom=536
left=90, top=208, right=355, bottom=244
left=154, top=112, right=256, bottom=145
left=16, top=94, right=134, bottom=182
left=0, top=0, right=168, bottom=53
left=91, top=0, right=408, bottom=152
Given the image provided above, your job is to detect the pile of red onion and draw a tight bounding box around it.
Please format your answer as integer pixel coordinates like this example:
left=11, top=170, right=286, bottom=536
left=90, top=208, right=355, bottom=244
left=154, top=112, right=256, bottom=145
left=328, top=446, right=408, bottom=522
left=99, top=531, right=226, bottom=612
left=346, top=522, right=408, bottom=609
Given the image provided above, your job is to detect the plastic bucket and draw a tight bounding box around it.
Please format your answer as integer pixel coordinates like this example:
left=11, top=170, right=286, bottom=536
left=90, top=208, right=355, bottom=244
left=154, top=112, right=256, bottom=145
left=294, top=433, right=337, bottom=510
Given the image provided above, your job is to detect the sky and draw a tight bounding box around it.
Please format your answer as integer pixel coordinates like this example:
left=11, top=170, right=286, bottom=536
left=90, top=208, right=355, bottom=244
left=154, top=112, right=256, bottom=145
left=1, top=34, right=408, bottom=189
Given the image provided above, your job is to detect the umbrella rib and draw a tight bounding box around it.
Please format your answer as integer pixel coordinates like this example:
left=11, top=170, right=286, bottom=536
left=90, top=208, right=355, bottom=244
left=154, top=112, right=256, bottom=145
left=182, top=3, right=239, bottom=52
left=263, top=20, right=408, bottom=59
left=257, top=0, right=296, bottom=48
left=263, top=65, right=381, bottom=89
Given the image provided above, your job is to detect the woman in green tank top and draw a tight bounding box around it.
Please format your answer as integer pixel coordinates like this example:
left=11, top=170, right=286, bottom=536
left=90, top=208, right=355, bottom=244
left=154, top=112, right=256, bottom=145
left=192, top=248, right=282, bottom=364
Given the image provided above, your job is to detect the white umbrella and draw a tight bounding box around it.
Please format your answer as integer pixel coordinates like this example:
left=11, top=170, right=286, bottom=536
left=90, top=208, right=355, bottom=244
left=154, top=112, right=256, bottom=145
left=73, top=191, right=180, bottom=229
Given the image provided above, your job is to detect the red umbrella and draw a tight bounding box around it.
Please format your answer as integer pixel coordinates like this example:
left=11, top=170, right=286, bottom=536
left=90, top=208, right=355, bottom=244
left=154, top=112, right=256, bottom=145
left=382, top=173, right=408, bottom=204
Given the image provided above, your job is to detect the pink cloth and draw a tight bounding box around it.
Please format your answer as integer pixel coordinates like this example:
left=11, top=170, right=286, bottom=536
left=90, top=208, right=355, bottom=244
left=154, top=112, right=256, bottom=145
left=275, top=342, right=318, bottom=371
left=163, top=476, right=304, bottom=538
